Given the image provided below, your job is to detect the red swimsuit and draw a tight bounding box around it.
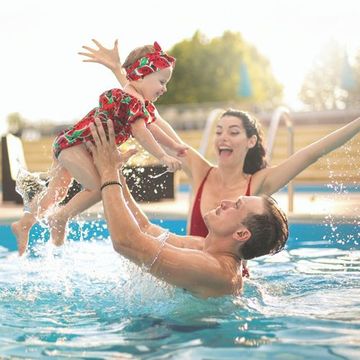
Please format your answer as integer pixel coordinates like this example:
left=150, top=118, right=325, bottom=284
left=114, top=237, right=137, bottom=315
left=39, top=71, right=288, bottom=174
left=53, top=88, right=156, bottom=158
left=189, top=167, right=252, bottom=237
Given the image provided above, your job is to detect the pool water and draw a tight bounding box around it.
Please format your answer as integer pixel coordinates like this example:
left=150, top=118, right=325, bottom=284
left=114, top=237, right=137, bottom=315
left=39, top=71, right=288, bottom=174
left=0, top=219, right=359, bottom=359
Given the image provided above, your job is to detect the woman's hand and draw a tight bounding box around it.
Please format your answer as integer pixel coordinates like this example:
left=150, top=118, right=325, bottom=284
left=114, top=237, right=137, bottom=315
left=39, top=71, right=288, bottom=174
left=87, top=119, right=137, bottom=176
left=78, top=39, right=121, bottom=71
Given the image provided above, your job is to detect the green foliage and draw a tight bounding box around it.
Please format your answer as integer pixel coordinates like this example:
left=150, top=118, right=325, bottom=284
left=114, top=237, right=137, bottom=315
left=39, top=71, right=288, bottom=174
left=299, top=41, right=360, bottom=110
left=346, top=49, right=360, bottom=107
left=157, top=31, right=283, bottom=106
left=6, top=112, right=26, bottom=134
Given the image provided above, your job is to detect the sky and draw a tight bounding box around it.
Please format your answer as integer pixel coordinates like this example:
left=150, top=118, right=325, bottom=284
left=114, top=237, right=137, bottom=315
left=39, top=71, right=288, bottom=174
left=1, top=0, right=359, bottom=134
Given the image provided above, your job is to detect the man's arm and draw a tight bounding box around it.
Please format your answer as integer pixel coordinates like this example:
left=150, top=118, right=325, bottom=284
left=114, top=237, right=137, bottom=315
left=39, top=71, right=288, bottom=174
left=103, top=177, right=227, bottom=296
left=103, top=178, right=233, bottom=297
left=119, top=172, right=205, bottom=250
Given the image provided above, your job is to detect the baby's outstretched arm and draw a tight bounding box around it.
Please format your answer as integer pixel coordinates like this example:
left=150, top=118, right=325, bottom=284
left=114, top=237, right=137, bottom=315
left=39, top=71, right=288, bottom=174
left=152, top=111, right=184, bottom=144
left=148, top=123, right=188, bottom=157
left=78, top=39, right=127, bottom=87
left=131, top=120, right=182, bottom=172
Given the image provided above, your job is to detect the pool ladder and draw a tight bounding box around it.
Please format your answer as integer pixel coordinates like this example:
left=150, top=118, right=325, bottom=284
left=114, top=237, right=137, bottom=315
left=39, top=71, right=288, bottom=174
left=199, top=106, right=295, bottom=213
left=266, top=106, right=295, bottom=213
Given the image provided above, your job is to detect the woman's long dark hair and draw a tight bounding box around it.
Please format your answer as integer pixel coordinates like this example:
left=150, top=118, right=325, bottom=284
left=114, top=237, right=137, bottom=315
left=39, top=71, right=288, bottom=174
left=221, top=109, right=267, bottom=174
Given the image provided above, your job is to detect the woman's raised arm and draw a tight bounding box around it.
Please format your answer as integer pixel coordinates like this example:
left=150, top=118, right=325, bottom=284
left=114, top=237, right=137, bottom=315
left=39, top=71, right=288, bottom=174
left=257, top=116, right=360, bottom=195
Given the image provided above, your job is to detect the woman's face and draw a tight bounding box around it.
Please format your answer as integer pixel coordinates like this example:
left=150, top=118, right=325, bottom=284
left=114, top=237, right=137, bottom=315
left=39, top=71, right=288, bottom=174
left=214, top=115, right=256, bottom=166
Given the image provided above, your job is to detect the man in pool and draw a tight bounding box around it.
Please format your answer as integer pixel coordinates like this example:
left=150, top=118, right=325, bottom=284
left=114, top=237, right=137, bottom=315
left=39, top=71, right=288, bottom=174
left=87, top=118, right=289, bottom=298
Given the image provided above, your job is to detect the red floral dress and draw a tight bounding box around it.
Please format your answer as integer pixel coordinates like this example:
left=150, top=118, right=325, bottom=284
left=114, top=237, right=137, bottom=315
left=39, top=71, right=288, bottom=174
left=53, top=88, right=156, bottom=158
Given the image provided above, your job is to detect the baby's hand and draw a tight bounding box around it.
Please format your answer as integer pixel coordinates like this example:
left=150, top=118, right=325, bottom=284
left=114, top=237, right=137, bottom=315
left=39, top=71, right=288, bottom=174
left=159, top=154, right=182, bottom=172
left=174, top=143, right=189, bottom=157
left=78, top=39, right=121, bottom=71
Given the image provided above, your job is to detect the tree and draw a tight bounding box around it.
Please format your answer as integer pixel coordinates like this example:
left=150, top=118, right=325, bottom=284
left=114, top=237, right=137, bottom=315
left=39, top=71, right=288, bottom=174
left=7, top=112, right=26, bottom=136
left=299, top=41, right=360, bottom=110
left=346, top=49, right=360, bottom=108
left=157, top=31, right=282, bottom=107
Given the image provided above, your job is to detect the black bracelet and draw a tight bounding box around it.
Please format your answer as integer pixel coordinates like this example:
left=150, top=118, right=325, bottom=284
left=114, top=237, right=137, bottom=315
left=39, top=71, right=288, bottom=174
left=100, top=181, right=123, bottom=191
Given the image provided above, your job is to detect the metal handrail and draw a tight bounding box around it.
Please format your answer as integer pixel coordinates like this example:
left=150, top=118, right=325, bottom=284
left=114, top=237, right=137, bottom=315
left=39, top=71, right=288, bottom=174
left=266, top=106, right=295, bottom=212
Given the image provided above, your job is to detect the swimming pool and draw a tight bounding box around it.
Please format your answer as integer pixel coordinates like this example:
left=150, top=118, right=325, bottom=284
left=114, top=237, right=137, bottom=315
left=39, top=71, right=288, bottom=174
left=0, top=219, right=359, bottom=359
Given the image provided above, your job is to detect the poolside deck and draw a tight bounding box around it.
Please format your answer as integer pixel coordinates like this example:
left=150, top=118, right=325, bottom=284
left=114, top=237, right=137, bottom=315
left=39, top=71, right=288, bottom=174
left=1, top=111, right=359, bottom=226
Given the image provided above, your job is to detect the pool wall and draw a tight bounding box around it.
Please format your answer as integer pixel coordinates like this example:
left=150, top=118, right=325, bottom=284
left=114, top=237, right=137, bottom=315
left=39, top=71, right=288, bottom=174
left=1, top=219, right=358, bottom=253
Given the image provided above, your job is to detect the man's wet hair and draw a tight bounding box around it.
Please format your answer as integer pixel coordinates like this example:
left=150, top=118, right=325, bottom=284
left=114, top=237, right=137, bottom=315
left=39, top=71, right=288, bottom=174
left=240, top=196, right=289, bottom=260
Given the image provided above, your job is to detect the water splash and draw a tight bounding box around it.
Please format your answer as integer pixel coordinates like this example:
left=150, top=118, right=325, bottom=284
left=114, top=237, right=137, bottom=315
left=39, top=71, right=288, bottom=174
left=145, top=231, right=170, bottom=271
left=15, top=166, right=47, bottom=211
left=148, top=169, right=169, bottom=179
left=322, top=154, right=359, bottom=248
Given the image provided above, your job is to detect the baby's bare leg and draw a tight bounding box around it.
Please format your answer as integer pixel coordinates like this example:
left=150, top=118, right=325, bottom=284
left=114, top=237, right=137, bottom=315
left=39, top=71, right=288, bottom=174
left=49, top=189, right=102, bottom=246
left=58, top=144, right=101, bottom=190
left=49, top=144, right=103, bottom=245
left=12, top=161, right=72, bottom=256
left=36, top=164, right=73, bottom=217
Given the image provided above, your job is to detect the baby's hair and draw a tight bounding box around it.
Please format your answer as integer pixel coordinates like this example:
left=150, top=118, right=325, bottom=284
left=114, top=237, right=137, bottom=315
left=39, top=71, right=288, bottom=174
left=123, top=45, right=155, bottom=69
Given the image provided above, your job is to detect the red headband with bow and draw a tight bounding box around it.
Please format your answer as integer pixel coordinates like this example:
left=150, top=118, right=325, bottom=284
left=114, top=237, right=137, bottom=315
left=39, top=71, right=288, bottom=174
left=125, top=42, right=176, bottom=81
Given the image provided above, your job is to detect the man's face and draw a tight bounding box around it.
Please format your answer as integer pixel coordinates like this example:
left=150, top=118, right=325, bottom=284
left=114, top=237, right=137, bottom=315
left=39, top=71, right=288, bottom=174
left=204, top=196, right=265, bottom=237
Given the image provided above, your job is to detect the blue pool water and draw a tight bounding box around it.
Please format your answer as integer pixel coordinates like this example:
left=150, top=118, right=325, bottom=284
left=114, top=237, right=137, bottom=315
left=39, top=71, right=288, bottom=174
left=0, top=219, right=359, bottom=359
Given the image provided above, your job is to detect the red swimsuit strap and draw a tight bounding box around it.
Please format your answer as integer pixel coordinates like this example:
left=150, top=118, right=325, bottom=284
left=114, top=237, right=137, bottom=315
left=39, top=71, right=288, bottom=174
left=245, top=175, right=252, bottom=196
left=189, top=167, right=214, bottom=237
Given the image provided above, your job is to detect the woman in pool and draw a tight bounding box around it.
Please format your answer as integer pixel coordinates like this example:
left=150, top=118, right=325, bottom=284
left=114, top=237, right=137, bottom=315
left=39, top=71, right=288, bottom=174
left=14, top=40, right=360, bottom=266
